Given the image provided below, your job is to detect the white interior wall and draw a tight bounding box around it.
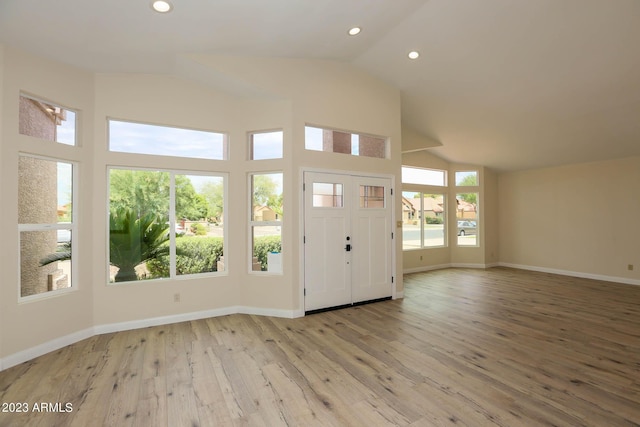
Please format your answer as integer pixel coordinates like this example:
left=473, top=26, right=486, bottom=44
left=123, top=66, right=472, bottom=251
left=498, top=156, right=640, bottom=283
left=0, top=47, right=95, bottom=365
left=0, top=48, right=403, bottom=369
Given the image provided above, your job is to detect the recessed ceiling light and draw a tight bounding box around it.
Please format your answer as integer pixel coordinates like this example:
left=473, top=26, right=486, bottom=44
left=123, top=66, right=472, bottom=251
left=348, top=27, right=362, bottom=36
left=152, top=0, right=173, bottom=13
left=408, top=51, right=420, bottom=60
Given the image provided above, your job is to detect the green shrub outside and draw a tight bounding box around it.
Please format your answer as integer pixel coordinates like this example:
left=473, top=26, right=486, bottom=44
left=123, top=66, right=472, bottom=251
left=190, top=223, right=207, bottom=236
left=253, top=235, right=282, bottom=271
left=146, top=234, right=282, bottom=276
left=425, top=216, right=444, bottom=224
left=147, top=236, right=223, bottom=277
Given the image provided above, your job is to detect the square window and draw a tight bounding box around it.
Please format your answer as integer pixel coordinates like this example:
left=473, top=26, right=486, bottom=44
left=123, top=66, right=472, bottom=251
left=359, top=185, right=385, bottom=208
left=19, top=94, right=76, bottom=146
left=108, top=169, right=226, bottom=282
left=312, top=182, right=343, bottom=208
left=250, top=130, right=283, bottom=160
left=455, top=171, right=478, bottom=186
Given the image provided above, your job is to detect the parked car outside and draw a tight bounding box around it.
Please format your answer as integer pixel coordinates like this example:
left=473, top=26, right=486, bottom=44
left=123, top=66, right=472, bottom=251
left=457, top=220, right=477, bottom=236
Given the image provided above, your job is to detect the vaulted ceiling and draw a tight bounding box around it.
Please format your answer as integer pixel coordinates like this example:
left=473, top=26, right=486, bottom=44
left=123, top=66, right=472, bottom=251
left=2, top=0, right=639, bottom=171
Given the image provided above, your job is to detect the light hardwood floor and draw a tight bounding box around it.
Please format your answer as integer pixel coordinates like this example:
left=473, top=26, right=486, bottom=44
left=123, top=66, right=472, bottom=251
left=1, top=267, right=640, bottom=426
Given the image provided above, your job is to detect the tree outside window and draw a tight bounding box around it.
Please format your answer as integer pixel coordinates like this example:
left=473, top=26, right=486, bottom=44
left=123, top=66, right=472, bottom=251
left=108, top=169, right=226, bottom=282
left=250, top=173, right=283, bottom=273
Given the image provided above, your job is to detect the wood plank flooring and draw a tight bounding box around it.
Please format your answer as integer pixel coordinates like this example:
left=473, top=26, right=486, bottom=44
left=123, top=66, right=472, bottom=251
left=1, top=267, right=640, bottom=426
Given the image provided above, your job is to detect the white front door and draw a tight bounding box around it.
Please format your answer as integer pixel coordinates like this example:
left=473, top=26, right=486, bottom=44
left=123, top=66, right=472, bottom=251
left=304, top=172, right=393, bottom=312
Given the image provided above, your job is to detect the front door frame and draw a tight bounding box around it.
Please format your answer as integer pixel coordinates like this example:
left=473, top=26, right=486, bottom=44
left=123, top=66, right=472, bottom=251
left=298, top=167, right=397, bottom=315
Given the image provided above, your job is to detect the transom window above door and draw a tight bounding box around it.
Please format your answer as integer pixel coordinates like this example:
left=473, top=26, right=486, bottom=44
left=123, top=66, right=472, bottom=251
left=304, top=125, right=388, bottom=159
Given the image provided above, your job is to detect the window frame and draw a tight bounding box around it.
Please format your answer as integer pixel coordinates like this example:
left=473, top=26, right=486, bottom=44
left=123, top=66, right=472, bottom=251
left=401, top=165, right=449, bottom=251
left=454, top=170, right=479, bottom=187
left=248, top=171, right=283, bottom=275
left=401, top=166, right=447, bottom=187
left=107, top=118, right=229, bottom=161
left=18, top=154, right=78, bottom=302
left=455, top=192, right=480, bottom=247
left=304, top=125, right=389, bottom=159
left=107, top=166, right=228, bottom=284
left=401, top=191, right=447, bottom=250
left=19, top=93, right=78, bottom=146
left=249, top=129, right=284, bottom=160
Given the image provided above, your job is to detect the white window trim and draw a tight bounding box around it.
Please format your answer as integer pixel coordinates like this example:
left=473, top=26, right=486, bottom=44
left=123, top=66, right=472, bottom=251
left=18, top=154, right=78, bottom=303
left=248, top=129, right=284, bottom=161
left=248, top=171, right=283, bottom=275
left=401, top=191, right=447, bottom=250
left=106, top=166, right=228, bottom=284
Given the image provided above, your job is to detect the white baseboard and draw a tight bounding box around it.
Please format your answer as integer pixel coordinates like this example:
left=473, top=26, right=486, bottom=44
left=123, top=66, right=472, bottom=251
left=403, top=262, right=499, bottom=274
left=0, top=327, right=94, bottom=372
left=1, top=305, right=299, bottom=372
left=451, top=262, right=490, bottom=269
left=403, top=263, right=452, bottom=274
left=498, top=262, right=640, bottom=286
left=7, top=261, right=632, bottom=372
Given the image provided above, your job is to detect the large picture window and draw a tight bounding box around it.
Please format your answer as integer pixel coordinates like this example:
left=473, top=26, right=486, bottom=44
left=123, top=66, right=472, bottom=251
left=108, top=168, right=226, bottom=282
left=249, top=173, right=283, bottom=273
left=401, top=192, right=446, bottom=249
left=18, top=155, right=75, bottom=298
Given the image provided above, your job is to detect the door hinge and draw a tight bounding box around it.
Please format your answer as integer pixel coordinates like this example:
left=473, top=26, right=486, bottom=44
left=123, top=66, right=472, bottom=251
left=303, top=236, right=306, bottom=244
left=391, top=276, right=394, bottom=283
left=303, top=183, right=306, bottom=191
left=391, top=232, right=394, bottom=239
left=304, top=288, right=306, bottom=296
left=390, top=188, right=393, bottom=195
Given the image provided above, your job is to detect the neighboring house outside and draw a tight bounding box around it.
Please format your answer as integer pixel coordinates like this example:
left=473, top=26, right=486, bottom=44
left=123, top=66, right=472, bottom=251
left=401, top=196, right=416, bottom=223
left=253, top=205, right=278, bottom=222
left=456, top=199, right=477, bottom=220
left=402, top=195, right=444, bottom=224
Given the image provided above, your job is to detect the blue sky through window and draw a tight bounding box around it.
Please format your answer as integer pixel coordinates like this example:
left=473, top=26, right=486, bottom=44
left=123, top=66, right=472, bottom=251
left=109, top=120, right=226, bottom=160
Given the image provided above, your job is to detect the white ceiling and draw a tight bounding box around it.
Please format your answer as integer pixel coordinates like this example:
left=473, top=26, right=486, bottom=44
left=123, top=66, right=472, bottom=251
left=1, top=0, right=640, bottom=171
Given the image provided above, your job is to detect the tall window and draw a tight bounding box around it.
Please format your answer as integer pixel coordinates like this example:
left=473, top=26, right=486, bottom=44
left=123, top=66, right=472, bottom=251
left=250, top=173, right=283, bottom=273
left=305, top=126, right=388, bottom=159
left=18, top=156, right=75, bottom=297
left=18, top=93, right=78, bottom=300
left=401, top=166, right=447, bottom=250
left=108, top=168, right=226, bottom=282
left=108, top=119, right=228, bottom=160
left=454, top=170, right=479, bottom=246
left=456, top=193, right=478, bottom=246
left=401, top=192, right=446, bottom=249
